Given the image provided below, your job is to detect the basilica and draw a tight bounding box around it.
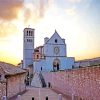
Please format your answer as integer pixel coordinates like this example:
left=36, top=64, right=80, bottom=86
left=23, top=28, right=74, bottom=72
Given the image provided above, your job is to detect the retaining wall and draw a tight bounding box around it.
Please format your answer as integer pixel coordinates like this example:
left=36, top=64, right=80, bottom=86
left=43, top=66, right=100, bottom=100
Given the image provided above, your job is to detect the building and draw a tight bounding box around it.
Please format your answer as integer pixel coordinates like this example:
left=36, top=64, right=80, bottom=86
left=33, top=30, right=74, bottom=72
left=23, top=28, right=75, bottom=72
left=23, top=28, right=35, bottom=69
left=0, top=61, right=27, bottom=99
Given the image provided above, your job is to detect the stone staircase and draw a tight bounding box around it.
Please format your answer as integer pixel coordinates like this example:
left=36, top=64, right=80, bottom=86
left=39, top=72, right=47, bottom=87
left=31, top=72, right=42, bottom=87
left=31, top=72, right=47, bottom=88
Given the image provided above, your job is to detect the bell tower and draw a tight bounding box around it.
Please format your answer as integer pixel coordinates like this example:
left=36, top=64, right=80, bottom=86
left=23, top=28, right=35, bottom=69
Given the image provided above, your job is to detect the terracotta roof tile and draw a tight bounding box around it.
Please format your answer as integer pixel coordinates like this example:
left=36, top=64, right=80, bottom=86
left=0, top=61, right=26, bottom=75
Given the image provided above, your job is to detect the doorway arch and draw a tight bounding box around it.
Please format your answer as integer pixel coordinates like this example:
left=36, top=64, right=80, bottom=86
left=53, top=59, right=60, bottom=71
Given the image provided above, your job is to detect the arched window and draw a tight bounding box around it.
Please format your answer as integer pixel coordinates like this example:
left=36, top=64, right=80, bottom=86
left=27, top=31, right=28, bottom=36
left=37, top=55, right=39, bottom=59
left=31, top=31, right=33, bottom=36
left=29, top=31, right=30, bottom=36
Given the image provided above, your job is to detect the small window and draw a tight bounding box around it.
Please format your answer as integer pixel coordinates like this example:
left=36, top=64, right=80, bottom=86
left=37, top=55, right=39, bottom=59
left=0, top=75, right=1, bottom=80
left=55, top=39, right=57, bottom=43
left=27, top=31, right=28, bottom=36
left=29, top=31, right=30, bottom=36
left=41, top=67, right=42, bottom=71
left=35, top=49, right=39, bottom=52
left=27, top=39, right=32, bottom=42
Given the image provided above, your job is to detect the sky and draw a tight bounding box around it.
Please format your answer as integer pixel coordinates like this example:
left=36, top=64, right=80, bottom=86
left=0, top=0, right=100, bottom=65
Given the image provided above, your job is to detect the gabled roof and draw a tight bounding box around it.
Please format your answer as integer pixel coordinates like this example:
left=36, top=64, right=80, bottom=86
left=45, top=30, right=65, bottom=44
left=0, top=61, right=26, bottom=76
left=35, top=46, right=44, bottom=50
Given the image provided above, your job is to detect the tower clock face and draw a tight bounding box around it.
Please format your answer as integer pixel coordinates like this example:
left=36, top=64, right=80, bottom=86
left=54, top=47, right=60, bottom=54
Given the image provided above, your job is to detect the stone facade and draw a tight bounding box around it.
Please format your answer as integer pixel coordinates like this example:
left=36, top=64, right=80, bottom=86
left=43, top=66, right=100, bottom=100
left=6, top=73, right=26, bottom=98
left=33, top=30, right=75, bottom=72
left=0, top=81, right=6, bottom=99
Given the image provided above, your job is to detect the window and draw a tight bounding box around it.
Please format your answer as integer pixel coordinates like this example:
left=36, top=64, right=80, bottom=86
left=35, top=49, right=39, bottom=52
left=27, top=39, right=32, bottom=42
left=29, top=31, right=30, bottom=36
left=29, top=39, right=32, bottom=42
left=41, top=67, right=42, bottom=71
left=31, top=31, right=33, bottom=36
left=55, top=39, right=57, bottom=43
left=37, top=55, right=39, bottom=59
left=0, top=75, right=1, bottom=80
left=27, top=31, right=28, bottom=36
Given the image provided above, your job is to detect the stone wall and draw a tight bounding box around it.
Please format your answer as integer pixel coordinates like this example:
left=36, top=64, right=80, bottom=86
left=7, top=73, right=26, bottom=98
left=0, top=81, right=6, bottom=99
left=43, top=66, right=100, bottom=100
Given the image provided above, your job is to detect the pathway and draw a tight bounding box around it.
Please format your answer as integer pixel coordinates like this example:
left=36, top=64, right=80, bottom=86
left=12, top=87, right=67, bottom=100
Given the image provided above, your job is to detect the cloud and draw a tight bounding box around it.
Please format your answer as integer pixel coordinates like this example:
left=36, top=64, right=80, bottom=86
left=37, top=0, right=54, bottom=17
left=23, top=0, right=55, bottom=24
left=66, top=0, right=81, bottom=3
left=39, top=0, right=45, bottom=17
left=0, top=0, right=24, bottom=37
left=0, top=0, right=54, bottom=37
left=0, top=0, right=24, bottom=20
left=0, top=21, right=18, bottom=37
left=66, top=7, right=77, bottom=16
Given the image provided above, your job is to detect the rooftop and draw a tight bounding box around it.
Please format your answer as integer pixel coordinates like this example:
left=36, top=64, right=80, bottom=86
left=0, top=61, right=26, bottom=76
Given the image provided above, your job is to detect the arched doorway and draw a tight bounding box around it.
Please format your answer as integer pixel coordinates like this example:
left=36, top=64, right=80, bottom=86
left=53, top=59, right=60, bottom=71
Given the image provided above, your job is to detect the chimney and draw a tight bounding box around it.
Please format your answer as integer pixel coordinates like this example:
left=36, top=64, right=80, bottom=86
left=62, top=38, right=65, bottom=44
left=44, top=37, right=49, bottom=44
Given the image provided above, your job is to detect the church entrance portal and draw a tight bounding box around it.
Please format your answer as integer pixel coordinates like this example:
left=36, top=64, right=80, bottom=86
left=53, top=59, right=60, bottom=71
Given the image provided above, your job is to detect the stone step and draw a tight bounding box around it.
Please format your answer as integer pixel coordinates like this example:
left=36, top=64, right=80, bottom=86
left=31, top=73, right=42, bottom=87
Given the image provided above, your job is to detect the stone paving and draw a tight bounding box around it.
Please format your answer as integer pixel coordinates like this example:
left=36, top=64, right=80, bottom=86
left=14, top=86, right=67, bottom=100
